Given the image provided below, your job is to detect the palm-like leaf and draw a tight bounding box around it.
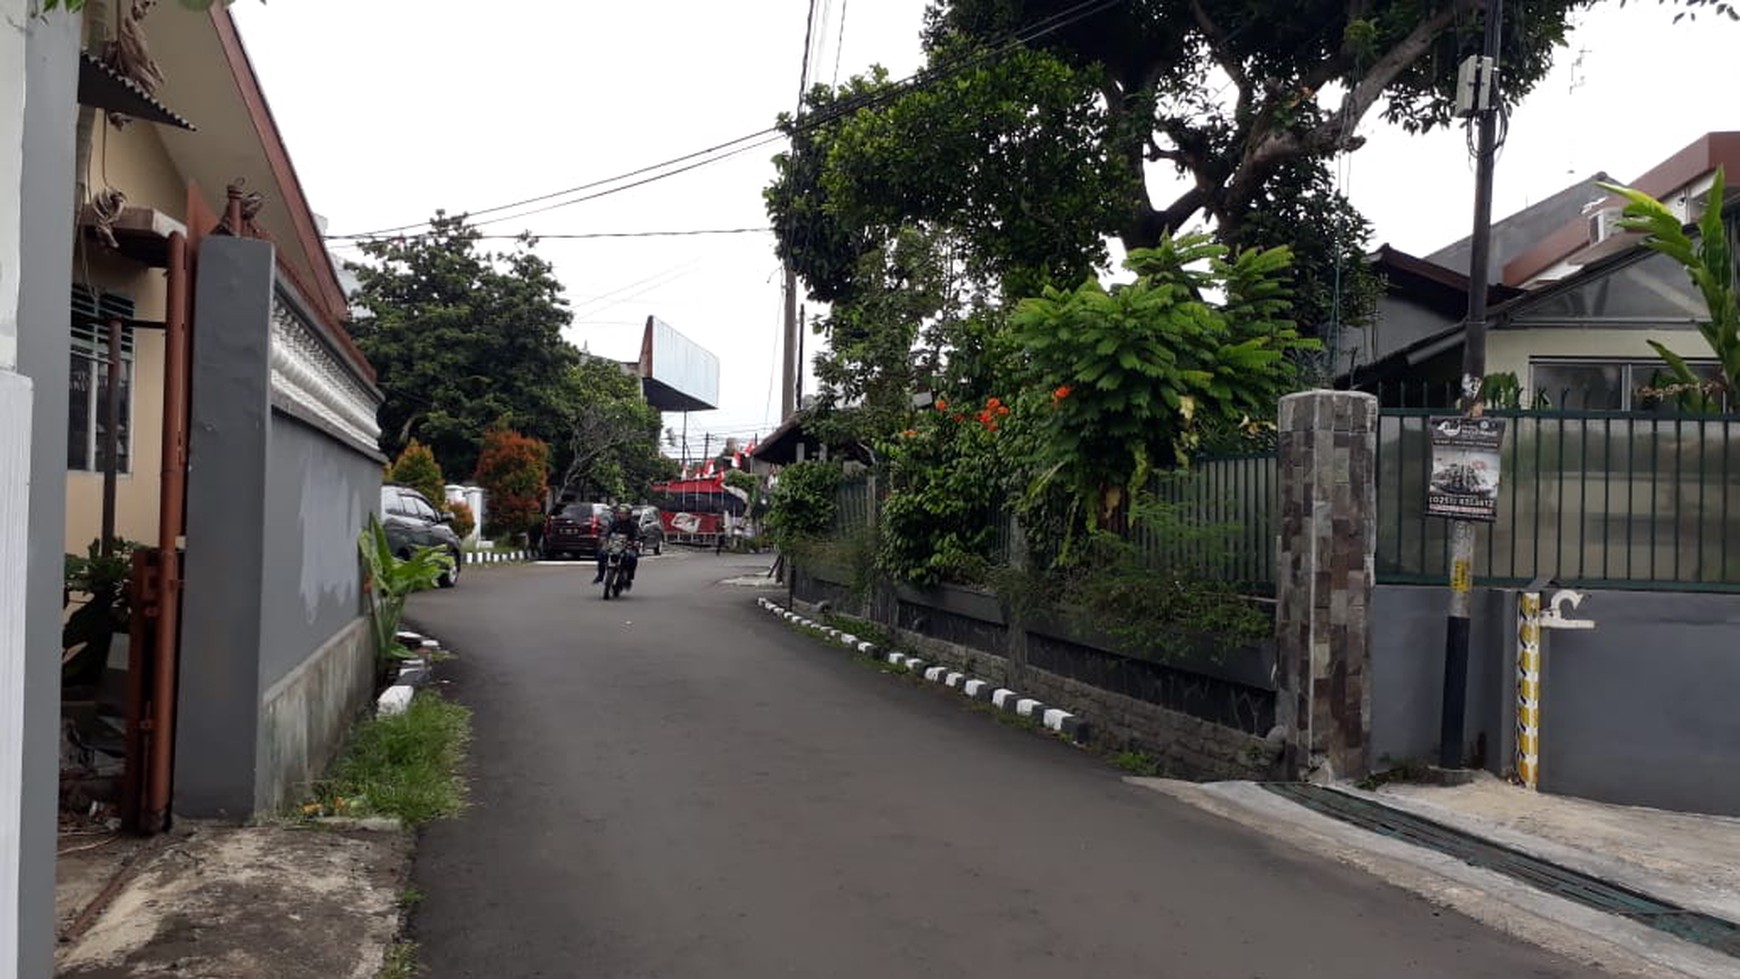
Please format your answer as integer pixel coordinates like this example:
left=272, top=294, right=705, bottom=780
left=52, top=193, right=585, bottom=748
left=1597, top=168, right=1737, bottom=408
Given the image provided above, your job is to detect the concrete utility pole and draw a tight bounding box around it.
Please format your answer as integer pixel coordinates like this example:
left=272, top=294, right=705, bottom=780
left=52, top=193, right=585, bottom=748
left=781, top=267, right=798, bottom=420
left=1440, top=0, right=1506, bottom=770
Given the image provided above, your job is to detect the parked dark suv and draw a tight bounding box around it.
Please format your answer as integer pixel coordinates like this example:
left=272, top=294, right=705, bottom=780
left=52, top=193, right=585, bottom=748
left=633, top=506, right=665, bottom=555
left=541, top=501, right=612, bottom=560
left=379, top=484, right=463, bottom=588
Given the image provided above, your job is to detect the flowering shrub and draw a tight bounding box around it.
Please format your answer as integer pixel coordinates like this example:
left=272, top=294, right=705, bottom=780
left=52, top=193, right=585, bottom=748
left=1007, top=233, right=1313, bottom=540
left=876, top=395, right=1012, bottom=586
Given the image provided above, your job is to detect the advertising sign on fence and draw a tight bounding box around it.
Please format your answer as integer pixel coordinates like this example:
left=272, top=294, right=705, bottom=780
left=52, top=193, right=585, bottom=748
left=1426, top=416, right=1506, bottom=522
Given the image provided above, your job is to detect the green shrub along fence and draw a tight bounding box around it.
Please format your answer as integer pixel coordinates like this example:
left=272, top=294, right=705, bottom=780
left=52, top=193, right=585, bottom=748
left=828, top=407, right=1740, bottom=594
left=1147, top=453, right=1278, bottom=592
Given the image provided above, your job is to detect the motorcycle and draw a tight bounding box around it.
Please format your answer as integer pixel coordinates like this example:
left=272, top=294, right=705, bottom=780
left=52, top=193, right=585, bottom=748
left=600, top=533, right=637, bottom=600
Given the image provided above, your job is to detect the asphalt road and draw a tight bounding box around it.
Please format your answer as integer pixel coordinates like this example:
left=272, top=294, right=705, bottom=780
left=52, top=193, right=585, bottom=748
left=403, top=551, right=1605, bottom=978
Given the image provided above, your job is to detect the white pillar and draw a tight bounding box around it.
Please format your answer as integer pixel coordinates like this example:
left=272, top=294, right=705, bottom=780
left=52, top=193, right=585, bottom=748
left=0, top=1, right=32, bottom=968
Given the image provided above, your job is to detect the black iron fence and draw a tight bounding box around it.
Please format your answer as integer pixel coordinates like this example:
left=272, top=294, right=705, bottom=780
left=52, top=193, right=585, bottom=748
left=822, top=406, right=1740, bottom=594
left=1379, top=408, right=1740, bottom=591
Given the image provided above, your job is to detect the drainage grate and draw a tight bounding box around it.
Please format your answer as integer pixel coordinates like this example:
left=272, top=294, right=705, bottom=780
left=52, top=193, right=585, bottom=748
left=1263, top=782, right=1740, bottom=958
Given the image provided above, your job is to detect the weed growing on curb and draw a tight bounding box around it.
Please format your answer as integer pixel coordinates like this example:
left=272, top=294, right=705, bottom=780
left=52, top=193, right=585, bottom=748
left=1110, top=750, right=1167, bottom=777
left=378, top=940, right=419, bottom=979
left=397, top=886, right=426, bottom=908
left=304, top=693, right=472, bottom=827
left=1356, top=756, right=1433, bottom=791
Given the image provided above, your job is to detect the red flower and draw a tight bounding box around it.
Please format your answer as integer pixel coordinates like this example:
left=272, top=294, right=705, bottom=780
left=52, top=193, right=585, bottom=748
left=995, top=404, right=1011, bottom=416
left=935, top=397, right=949, bottom=411
left=986, top=396, right=1002, bottom=409
left=952, top=413, right=965, bottom=423
left=1052, top=385, right=1072, bottom=401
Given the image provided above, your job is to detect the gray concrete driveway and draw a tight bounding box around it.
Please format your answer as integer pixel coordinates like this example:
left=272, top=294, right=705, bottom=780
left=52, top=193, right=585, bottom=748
left=402, top=551, right=1607, bottom=978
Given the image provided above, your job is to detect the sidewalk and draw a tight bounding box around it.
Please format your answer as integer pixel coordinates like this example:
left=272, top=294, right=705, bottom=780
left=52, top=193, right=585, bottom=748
left=1348, top=773, right=1740, bottom=923
left=1139, top=772, right=1740, bottom=979
left=56, top=824, right=411, bottom=979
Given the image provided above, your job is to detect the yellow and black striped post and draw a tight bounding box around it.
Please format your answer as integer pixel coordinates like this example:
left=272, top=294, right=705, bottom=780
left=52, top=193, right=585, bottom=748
left=1516, top=591, right=1543, bottom=789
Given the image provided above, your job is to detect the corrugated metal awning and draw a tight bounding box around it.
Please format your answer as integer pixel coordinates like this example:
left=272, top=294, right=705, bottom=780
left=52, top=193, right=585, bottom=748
left=77, top=52, right=196, bottom=131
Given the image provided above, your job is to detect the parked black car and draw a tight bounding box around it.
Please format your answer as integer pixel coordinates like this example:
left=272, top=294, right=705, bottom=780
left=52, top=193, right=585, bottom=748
left=541, top=501, right=612, bottom=559
left=633, top=506, right=665, bottom=555
left=379, top=484, right=463, bottom=588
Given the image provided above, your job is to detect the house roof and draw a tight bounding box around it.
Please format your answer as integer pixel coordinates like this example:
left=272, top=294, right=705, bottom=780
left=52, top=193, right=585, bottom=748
left=1351, top=205, right=1727, bottom=387
left=1501, top=132, right=1740, bottom=288
left=1370, top=245, right=1524, bottom=316
left=1425, top=172, right=1613, bottom=285
left=145, top=6, right=372, bottom=381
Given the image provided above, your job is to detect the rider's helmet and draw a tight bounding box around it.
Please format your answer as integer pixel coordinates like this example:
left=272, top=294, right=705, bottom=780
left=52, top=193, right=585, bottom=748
left=614, top=503, right=633, bottom=524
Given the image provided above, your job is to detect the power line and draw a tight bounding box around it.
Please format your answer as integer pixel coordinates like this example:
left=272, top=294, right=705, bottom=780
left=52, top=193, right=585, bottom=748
left=832, top=0, right=851, bottom=86
left=330, top=227, right=771, bottom=249
left=326, top=0, right=1128, bottom=244
left=500, top=227, right=769, bottom=241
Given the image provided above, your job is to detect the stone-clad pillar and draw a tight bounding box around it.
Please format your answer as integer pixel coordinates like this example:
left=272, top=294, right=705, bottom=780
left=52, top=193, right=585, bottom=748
left=1275, top=391, right=1378, bottom=782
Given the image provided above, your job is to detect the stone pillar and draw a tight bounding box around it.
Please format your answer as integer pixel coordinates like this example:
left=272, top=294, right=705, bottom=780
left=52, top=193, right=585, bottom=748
left=1275, top=390, right=1378, bottom=782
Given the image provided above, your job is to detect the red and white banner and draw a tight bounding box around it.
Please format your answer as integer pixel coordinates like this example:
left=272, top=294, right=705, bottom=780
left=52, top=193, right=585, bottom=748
left=662, top=510, right=723, bottom=537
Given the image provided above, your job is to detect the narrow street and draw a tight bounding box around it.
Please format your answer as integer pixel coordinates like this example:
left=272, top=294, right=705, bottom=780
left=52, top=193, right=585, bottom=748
left=402, top=552, right=1605, bottom=978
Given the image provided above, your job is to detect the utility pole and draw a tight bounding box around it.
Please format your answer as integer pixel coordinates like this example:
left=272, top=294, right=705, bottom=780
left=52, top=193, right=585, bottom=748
left=781, top=267, right=799, bottom=419
left=795, top=306, right=806, bottom=410
left=1440, top=0, right=1505, bottom=771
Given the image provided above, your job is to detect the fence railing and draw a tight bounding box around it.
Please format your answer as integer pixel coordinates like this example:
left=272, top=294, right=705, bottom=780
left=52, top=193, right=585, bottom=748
left=833, top=477, right=873, bottom=537
left=1379, top=408, right=1740, bottom=591
left=822, top=407, right=1740, bottom=594
left=1147, top=453, right=1278, bottom=591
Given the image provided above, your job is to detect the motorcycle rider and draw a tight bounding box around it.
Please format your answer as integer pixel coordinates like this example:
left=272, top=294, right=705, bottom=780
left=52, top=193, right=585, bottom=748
left=592, top=503, right=642, bottom=587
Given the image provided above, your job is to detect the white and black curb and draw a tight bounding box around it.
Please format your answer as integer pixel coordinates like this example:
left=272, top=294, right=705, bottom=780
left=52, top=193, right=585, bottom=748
left=379, top=629, right=446, bottom=715
left=755, top=597, right=1087, bottom=743
left=464, top=549, right=531, bottom=565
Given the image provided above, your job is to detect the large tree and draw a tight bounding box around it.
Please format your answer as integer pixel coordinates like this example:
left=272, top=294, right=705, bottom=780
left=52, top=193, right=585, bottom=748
left=347, top=214, right=580, bottom=478
left=557, top=353, right=672, bottom=503
left=770, top=0, right=1729, bottom=333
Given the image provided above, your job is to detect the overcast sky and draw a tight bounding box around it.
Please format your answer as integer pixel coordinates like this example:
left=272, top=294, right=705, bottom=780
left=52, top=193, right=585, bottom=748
left=231, top=1, right=1736, bottom=458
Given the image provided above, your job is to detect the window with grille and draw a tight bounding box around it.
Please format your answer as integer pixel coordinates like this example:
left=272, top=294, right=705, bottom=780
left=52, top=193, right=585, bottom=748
left=68, top=286, right=137, bottom=473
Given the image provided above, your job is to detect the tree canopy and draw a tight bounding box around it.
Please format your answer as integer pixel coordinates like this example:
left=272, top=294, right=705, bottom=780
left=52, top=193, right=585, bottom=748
left=558, top=354, right=674, bottom=503
left=768, top=0, right=1729, bottom=339
left=346, top=215, right=582, bottom=479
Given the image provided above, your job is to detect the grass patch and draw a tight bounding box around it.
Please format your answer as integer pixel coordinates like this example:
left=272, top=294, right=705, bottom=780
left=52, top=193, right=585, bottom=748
left=378, top=941, right=419, bottom=979
left=305, top=692, right=472, bottom=827
left=1110, top=750, right=1167, bottom=777
left=397, top=886, right=426, bottom=908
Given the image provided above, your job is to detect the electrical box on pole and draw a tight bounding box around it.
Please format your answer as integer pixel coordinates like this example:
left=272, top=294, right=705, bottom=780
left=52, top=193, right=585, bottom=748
left=1455, top=55, right=1497, bottom=118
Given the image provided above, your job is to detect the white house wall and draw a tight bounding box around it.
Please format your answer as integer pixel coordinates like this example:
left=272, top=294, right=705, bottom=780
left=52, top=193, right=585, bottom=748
left=1487, top=327, right=1714, bottom=400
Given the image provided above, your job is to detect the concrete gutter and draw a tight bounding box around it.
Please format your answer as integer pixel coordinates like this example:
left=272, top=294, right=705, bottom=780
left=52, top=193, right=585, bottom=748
left=1134, top=778, right=1739, bottom=979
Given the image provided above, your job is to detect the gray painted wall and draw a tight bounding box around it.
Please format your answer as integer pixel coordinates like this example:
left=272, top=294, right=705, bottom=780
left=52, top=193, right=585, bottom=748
left=259, top=411, right=374, bottom=691
left=178, top=236, right=276, bottom=821
left=17, top=19, right=79, bottom=979
left=1372, top=583, right=1740, bottom=817
left=1370, top=585, right=1514, bottom=773
left=1538, top=589, right=1740, bottom=817
left=1363, top=295, right=1456, bottom=368
left=178, top=238, right=383, bottom=821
